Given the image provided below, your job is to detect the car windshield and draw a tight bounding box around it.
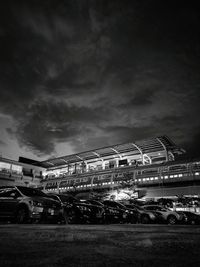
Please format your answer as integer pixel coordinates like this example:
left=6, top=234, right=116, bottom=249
left=127, top=204, right=144, bottom=211
left=104, top=201, right=125, bottom=209
left=144, top=206, right=169, bottom=212
left=58, top=195, right=78, bottom=203
left=17, top=186, right=47, bottom=197
left=87, top=200, right=104, bottom=206
left=126, top=204, right=136, bottom=209
left=115, top=202, right=126, bottom=209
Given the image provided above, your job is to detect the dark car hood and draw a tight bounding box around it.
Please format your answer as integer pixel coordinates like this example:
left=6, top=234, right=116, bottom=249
left=30, top=196, right=61, bottom=208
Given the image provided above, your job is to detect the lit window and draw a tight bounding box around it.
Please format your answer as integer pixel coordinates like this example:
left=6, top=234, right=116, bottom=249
left=178, top=174, right=183, bottom=177
left=195, top=172, right=200, bottom=176
left=138, top=179, right=141, bottom=182
left=170, top=175, right=173, bottom=178
left=155, top=177, right=158, bottom=180
left=174, top=175, right=178, bottom=178
left=164, top=176, right=168, bottom=179
left=150, top=177, right=154, bottom=180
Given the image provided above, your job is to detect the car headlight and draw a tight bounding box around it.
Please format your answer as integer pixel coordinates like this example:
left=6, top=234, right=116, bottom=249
left=149, top=213, right=155, bottom=219
left=109, top=209, right=119, bottom=214
left=77, top=205, right=91, bottom=212
left=30, top=200, right=43, bottom=207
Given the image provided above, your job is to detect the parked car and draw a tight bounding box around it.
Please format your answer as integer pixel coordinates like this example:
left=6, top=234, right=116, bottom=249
left=85, top=199, right=129, bottom=224
left=178, top=211, right=200, bottom=225
left=124, top=204, right=157, bottom=224
left=102, top=200, right=136, bottom=224
left=47, top=194, right=104, bottom=224
left=142, top=204, right=184, bottom=225
left=78, top=199, right=105, bottom=224
left=0, top=186, right=62, bottom=223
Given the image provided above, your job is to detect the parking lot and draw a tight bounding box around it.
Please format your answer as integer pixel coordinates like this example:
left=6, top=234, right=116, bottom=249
left=0, top=224, right=200, bottom=267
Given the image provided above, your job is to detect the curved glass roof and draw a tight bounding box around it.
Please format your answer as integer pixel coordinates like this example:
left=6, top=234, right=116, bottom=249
left=40, top=135, right=184, bottom=168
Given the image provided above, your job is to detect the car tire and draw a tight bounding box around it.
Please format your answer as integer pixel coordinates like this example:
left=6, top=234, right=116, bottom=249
left=16, top=207, right=29, bottom=224
left=167, top=215, right=177, bottom=225
left=141, top=215, right=150, bottom=224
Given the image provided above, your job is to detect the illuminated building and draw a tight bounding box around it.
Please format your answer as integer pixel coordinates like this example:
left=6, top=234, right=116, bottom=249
left=39, top=136, right=200, bottom=199
left=2, top=135, right=200, bottom=200
left=0, top=157, right=44, bottom=187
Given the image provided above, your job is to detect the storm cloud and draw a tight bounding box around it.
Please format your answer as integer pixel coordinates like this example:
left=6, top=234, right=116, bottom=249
left=0, top=0, right=200, bottom=160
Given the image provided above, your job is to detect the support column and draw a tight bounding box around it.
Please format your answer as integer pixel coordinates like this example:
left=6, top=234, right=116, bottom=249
left=102, top=161, right=105, bottom=170
left=156, top=137, right=169, bottom=162
left=131, top=143, right=143, bottom=164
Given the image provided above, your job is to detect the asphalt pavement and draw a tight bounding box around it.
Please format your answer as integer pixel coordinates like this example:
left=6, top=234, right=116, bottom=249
left=0, top=224, right=200, bottom=267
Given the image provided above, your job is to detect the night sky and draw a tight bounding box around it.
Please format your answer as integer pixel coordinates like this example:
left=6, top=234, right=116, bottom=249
left=0, top=0, right=200, bottom=161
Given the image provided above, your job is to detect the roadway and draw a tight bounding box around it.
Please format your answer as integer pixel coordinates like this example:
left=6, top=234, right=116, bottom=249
left=0, top=224, right=200, bottom=267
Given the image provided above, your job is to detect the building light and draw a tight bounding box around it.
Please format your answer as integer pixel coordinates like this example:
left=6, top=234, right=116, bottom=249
left=164, top=176, right=168, bottom=179
left=195, top=172, right=199, bottom=176
left=178, top=174, right=183, bottom=177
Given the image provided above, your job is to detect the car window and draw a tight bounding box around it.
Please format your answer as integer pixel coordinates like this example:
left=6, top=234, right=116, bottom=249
left=144, top=206, right=157, bottom=211
left=115, top=202, right=126, bottom=209
left=0, top=188, right=20, bottom=198
left=126, top=205, right=136, bottom=210
left=17, top=186, right=47, bottom=197
left=0, top=188, right=13, bottom=197
left=160, top=207, right=168, bottom=212
left=103, top=201, right=124, bottom=209
left=103, top=201, right=115, bottom=207
left=90, top=200, right=104, bottom=206
left=59, top=195, right=78, bottom=203
left=152, top=206, right=161, bottom=211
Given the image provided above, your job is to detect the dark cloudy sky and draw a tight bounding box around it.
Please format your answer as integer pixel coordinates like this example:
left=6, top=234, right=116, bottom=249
left=0, top=0, right=200, bottom=161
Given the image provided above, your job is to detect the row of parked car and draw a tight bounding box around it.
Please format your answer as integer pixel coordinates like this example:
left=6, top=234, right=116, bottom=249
left=0, top=186, right=200, bottom=225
